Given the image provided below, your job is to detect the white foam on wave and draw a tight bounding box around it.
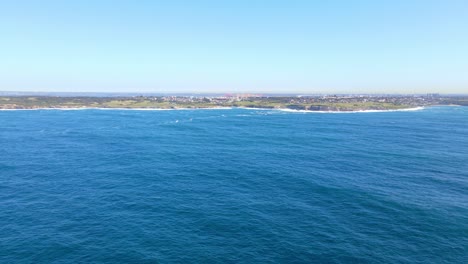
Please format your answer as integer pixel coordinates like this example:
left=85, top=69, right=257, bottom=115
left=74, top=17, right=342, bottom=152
left=0, top=106, right=426, bottom=113
left=275, top=106, right=425, bottom=113
left=96, top=107, right=234, bottom=111
left=237, top=107, right=272, bottom=111
left=97, top=108, right=174, bottom=111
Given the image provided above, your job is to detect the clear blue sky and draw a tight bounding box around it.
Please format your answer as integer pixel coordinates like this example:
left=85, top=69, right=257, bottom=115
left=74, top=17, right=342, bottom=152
left=1, top=0, right=467, bottom=93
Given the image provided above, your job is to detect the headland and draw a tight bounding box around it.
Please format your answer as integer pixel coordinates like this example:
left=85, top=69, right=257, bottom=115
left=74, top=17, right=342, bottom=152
left=0, top=94, right=467, bottom=111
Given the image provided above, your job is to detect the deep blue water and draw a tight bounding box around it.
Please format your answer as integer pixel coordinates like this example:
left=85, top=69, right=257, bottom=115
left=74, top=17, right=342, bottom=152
left=1, top=106, right=467, bottom=263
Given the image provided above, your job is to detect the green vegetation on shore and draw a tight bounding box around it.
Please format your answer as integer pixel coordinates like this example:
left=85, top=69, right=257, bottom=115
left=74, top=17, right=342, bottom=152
left=1, top=95, right=465, bottom=111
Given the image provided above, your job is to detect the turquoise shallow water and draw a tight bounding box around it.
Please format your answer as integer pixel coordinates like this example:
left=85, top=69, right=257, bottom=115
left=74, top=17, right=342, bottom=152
left=0, top=106, right=467, bottom=263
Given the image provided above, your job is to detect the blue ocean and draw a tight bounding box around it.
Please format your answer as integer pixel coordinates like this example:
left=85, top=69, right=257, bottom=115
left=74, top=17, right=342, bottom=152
left=1, top=106, right=467, bottom=263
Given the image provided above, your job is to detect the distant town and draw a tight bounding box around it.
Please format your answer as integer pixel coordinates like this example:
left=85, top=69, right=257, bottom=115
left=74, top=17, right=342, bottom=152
left=0, top=94, right=467, bottom=111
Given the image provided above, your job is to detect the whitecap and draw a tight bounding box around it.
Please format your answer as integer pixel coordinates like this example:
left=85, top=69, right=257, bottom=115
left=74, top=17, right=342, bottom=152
left=275, top=107, right=425, bottom=113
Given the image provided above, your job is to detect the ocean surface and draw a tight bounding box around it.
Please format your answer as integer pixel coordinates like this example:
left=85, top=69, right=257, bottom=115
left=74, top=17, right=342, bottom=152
left=1, top=106, right=467, bottom=263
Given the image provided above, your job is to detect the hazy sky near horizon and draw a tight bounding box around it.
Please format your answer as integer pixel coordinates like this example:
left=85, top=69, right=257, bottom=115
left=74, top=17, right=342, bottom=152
left=1, top=0, right=468, bottom=94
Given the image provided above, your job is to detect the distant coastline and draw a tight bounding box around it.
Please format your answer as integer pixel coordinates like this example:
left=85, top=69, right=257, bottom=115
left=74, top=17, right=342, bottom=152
left=0, top=106, right=430, bottom=113
left=0, top=95, right=467, bottom=112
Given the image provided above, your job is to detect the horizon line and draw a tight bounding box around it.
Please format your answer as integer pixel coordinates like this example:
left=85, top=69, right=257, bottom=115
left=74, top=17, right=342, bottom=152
left=1, top=90, right=467, bottom=96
